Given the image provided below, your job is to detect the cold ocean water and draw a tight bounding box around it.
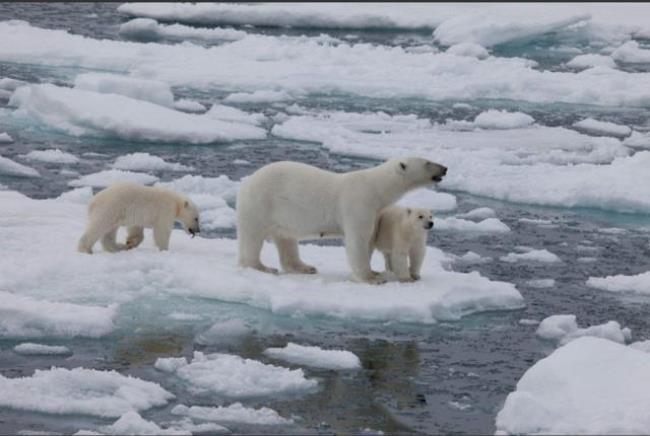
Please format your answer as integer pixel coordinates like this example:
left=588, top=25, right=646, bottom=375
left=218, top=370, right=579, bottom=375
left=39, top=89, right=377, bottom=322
left=1, top=3, right=650, bottom=435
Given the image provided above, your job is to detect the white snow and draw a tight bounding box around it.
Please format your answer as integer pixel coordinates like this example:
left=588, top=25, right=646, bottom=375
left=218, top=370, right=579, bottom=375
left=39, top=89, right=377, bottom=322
left=452, top=251, right=491, bottom=264
left=567, top=54, right=616, bottom=69
left=536, top=314, right=631, bottom=345
left=573, top=118, right=632, bottom=138
left=57, top=186, right=94, bottom=204
left=0, top=367, right=173, bottom=418
left=263, top=343, right=362, bottom=370
left=74, top=73, right=174, bottom=108
left=171, top=403, right=292, bottom=426
left=611, top=41, right=650, bottom=64
left=0, top=77, right=27, bottom=91
left=526, top=279, right=555, bottom=288
left=518, top=319, right=540, bottom=326
left=155, top=351, right=318, bottom=397
left=458, top=207, right=496, bottom=220
left=397, top=189, right=457, bottom=212
left=0, top=155, right=40, bottom=178
left=496, top=337, right=650, bottom=434
left=0, top=132, right=13, bottom=143
left=112, top=153, right=192, bottom=172
left=9, top=84, right=266, bottom=143
left=500, top=248, right=561, bottom=263
left=69, top=170, right=158, bottom=188
left=446, top=43, right=489, bottom=59
left=473, top=110, right=534, bottom=129
left=0, top=190, right=523, bottom=326
left=22, top=149, right=80, bottom=164
left=623, top=131, right=650, bottom=149
left=4, top=20, right=650, bottom=107
left=99, top=411, right=191, bottom=436
left=224, top=90, right=294, bottom=103
left=172, top=99, right=206, bottom=113
left=587, top=271, right=650, bottom=295
left=205, top=104, right=267, bottom=126
left=436, top=217, right=510, bottom=233
left=629, top=340, right=650, bottom=353
left=13, top=343, right=71, bottom=355
left=119, top=18, right=247, bottom=43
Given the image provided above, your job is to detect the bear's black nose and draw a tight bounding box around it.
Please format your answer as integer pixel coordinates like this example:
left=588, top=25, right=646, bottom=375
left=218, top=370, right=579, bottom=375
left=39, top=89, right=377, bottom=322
left=426, top=221, right=434, bottom=229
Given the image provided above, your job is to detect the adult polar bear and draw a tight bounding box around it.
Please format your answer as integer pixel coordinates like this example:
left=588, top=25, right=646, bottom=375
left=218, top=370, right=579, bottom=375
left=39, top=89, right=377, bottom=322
left=236, top=157, right=447, bottom=283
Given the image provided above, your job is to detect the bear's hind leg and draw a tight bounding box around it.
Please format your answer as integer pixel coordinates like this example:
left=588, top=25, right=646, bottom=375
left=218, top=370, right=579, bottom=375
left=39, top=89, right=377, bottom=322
left=391, top=252, right=414, bottom=283
left=273, top=236, right=317, bottom=274
left=101, top=226, right=126, bottom=253
left=78, top=220, right=107, bottom=254
left=126, top=226, right=144, bottom=250
left=237, top=222, right=278, bottom=274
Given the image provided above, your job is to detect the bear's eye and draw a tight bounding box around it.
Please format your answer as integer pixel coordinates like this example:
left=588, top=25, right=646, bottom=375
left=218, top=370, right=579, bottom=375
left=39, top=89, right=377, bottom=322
left=418, top=215, right=423, bottom=219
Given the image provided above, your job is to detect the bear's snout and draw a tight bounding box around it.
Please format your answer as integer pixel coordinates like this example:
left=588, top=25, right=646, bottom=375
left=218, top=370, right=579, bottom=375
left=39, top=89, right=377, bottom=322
left=425, top=221, right=434, bottom=229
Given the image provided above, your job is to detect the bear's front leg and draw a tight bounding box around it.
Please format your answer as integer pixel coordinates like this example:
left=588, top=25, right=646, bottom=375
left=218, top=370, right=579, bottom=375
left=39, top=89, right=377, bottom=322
left=409, top=242, right=426, bottom=281
left=126, top=226, right=144, bottom=250
left=344, top=226, right=386, bottom=285
left=391, top=252, right=414, bottom=283
left=153, top=220, right=173, bottom=251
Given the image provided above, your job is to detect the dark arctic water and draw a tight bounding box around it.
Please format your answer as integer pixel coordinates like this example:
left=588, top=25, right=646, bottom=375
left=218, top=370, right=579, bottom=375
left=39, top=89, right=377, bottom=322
left=1, top=3, right=650, bottom=435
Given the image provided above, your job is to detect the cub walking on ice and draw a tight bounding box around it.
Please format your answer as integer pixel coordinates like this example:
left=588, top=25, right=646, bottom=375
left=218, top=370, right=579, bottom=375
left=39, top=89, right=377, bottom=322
left=77, top=182, right=200, bottom=254
left=373, top=206, right=433, bottom=282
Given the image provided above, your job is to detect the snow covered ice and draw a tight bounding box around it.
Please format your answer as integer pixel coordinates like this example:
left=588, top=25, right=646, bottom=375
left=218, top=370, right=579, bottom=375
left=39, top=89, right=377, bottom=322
left=263, top=343, right=362, bottom=370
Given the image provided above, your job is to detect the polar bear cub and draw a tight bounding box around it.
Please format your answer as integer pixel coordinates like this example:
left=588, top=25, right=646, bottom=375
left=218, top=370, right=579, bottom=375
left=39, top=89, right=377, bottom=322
left=373, top=206, right=433, bottom=282
left=77, top=182, right=200, bottom=254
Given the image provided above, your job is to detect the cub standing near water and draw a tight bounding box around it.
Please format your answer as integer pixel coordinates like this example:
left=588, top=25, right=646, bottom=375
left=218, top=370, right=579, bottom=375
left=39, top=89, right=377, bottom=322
left=236, top=156, right=447, bottom=284
left=77, top=182, right=200, bottom=254
left=373, top=206, right=434, bottom=282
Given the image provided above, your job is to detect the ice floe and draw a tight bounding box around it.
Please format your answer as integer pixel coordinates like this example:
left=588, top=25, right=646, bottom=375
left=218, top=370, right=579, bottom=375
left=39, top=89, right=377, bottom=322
left=119, top=17, right=247, bottom=43
left=13, top=343, right=71, bottom=356
left=436, top=217, right=510, bottom=233
left=0, top=132, right=13, bottom=143
left=458, top=207, right=496, bottom=220
left=171, top=403, right=292, bottom=426
left=97, top=411, right=192, bottom=435
left=452, top=251, right=491, bottom=264
left=611, top=40, right=650, bottom=64
left=113, top=152, right=193, bottom=172
left=0, top=367, right=173, bottom=418
left=536, top=314, right=631, bottom=345
left=566, top=54, right=617, bottom=69
left=446, top=43, right=489, bottom=59
left=9, top=84, right=266, bottom=143
left=496, top=337, right=650, bottom=434
left=195, top=319, right=252, bottom=346
left=500, top=248, right=561, bottom=263
left=74, top=73, right=175, bottom=108
left=22, top=149, right=80, bottom=164
left=0, top=155, right=40, bottom=177
left=155, top=351, right=318, bottom=397
left=224, top=90, right=294, bottom=103
left=473, top=110, right=534, bottom=129
left=172, top=99, right=206, bottom=113
left=573, top=118, right=632, bottom=138
left=0, top=190, right=524, bottom=325
left=587, top=271, right=650, bottom=295
left=69, top=169, right=159, bottom=188
left=263, top=343, right=362, bottom=370
left=623, top=131, right=650, bottom=149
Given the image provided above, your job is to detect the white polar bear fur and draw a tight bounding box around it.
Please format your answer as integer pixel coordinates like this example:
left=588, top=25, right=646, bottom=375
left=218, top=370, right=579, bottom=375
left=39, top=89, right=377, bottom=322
left=236, top=157, right=447, bottom=283
left=373, top=206, right=433, bottom=282
left=78, top=182, right=200, bottom=254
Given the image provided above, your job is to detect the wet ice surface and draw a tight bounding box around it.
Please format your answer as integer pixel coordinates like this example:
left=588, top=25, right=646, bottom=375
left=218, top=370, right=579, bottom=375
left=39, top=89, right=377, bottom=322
left=2, top=3, right=650, bottom=435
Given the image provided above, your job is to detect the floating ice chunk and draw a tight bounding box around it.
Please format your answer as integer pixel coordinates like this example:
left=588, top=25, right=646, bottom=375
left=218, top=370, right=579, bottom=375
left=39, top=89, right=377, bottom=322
left=446, top=42, right=489, bottom=59
left=263, top=343, right=362, bottom=370
left=518, top=319, right=540, bottom=326
left=0, top=155, right=40, bottom=178
left=206, top=104, right=267, bottom=126
left=69, top=170, right=158, bottom=188
left=0, top=291, right=116, bottom=338
left=117, top=3, right=456, bottom=29
left=56, top=186, right=94, bottom=204
left=611, top=40, right=650, bottom=63
left=0, top=77, right=27, bottom=91
left=573, top=118, right=632, bottom=138
left=74, top=73, right=174, bottom=108
left=172, top=99, right=206, bottom=113
left=13, top=343, right=71, bottom=356
left=453, top=251, right=491, bottom=264
left=0, top=367, right=173, bottom=418
left=436, top=217, right=510, bottom=233
left=0, top=132, right=13, bottom=143
left=433, top=10, right=589, bottom=47
left=113, top=152, right=192, bottom=172
left=9, top=85, right=266, bottom=143
left=629, top=340, right=650, bottom=353
left=623, top=131, right=650, bottom=149
left=501, top=249, right=560, bottom=263
left=119, top=18, right=247, bottom=43
left=566, top=53, right=616, bottom=69
left=0, top=191, right=523, bottom=325
left=98, top=411, right=190, bottom=435
left=155, top=351, right=318, bottom=397
left=397, top=189, right=457, bottom=212
left=496, top=337, right=650, bottom=434
left=169, top=312, right=201, bottom=321
left=233, top=159, right=250, bottom=165
left=518, top=218, right=554, bottom=226
left=586, top=271, right=650, bottom=294
left=526, top=279, right=555, bottom=288
left=22, top=149, right=79, bottom=164
left=162, top=419, right=228, bottom=435
left=458, top=207, right=496, bottom=220
left=536, top=314, right=631, bottom=345
left=473, top=110, right=534, bottom=129
left=224, top=90, right=294, bottom=103
left=195, top=319, right=252, bottom=345
left=171, top=403, right=292, bottom=426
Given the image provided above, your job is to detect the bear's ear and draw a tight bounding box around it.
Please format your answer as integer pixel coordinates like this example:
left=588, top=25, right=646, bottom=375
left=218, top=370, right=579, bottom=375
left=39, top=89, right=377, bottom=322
left=184, top=200, right=190, bottom=208
left=399, top=161, right=407, bottom=172
left=407, top=208, right=411, bottom=215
